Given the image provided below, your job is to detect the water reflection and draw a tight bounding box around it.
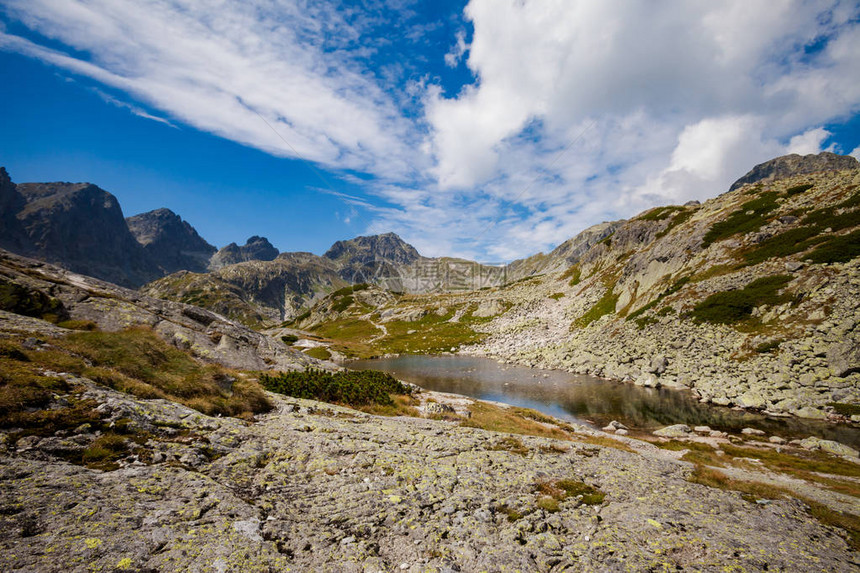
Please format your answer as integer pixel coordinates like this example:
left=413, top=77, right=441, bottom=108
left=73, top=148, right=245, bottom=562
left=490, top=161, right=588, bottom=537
left=347, top=355, right=860, bottom=448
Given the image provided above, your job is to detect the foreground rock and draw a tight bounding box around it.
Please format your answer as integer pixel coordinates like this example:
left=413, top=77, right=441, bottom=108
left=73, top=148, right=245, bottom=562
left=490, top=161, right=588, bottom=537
left=1, top=380, right=857, bottom=572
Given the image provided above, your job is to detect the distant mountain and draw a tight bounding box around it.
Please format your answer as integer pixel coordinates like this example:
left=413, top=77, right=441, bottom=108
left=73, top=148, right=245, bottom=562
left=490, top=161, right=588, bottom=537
left=729, top=151, right=859, bottom=191
left=208, top=236, right=279, bottom=270
left=2, top=174, right=161, bottom=288
left=144, top=252, right=346, bottom=326
left=324, top=232, right=422, bottom=284
left=127, top=208, right=216, bottom=274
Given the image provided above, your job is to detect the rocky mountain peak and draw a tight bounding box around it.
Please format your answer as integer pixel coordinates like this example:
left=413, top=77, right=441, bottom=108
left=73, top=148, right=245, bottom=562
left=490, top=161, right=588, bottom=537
left=127, top=208, right=216, bottom=274
left=729, top=151, right=859, bottom=191
left=8, top=178, right=162, bottom=287
left=208, top=235, right=279, bottom=271
left=323, top=232, right=421, bottom=265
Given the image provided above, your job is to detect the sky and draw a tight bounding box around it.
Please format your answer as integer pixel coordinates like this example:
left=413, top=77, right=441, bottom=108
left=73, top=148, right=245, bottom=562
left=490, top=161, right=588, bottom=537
left=1, top=0, right=859, bottom=262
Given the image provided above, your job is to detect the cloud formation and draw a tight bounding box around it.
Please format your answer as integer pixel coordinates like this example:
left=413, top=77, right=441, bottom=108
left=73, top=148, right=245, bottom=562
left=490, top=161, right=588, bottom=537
left=2, top=0, right=859, bottom=260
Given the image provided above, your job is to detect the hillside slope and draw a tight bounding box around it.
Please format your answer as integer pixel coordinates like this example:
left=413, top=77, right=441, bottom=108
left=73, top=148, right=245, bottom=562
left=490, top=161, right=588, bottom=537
left=295, top=154, right=860, bottom=421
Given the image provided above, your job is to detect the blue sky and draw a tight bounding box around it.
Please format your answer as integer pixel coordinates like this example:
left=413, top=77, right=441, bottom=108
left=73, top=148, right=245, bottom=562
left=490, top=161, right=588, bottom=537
left=1, top=1, right=859, bottom=262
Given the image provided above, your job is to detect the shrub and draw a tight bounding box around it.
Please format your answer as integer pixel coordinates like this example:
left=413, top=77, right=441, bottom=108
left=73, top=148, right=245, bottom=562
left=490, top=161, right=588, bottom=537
left=260, top=369, right=411, bottom=407
left=639, top=205, right=685, bottom=221
left=560, top=265, right=581, bottom=287
left=691, top=275, right=792, bottom=324
left=702, top=192, right=780, bottom=247
left=806, top=230, right=860, bottom=264
left=280, top=334, right=299, bottom=345
left=784, top=183, right=813, bottom=197
left=574, top=287, right=618, bottom=328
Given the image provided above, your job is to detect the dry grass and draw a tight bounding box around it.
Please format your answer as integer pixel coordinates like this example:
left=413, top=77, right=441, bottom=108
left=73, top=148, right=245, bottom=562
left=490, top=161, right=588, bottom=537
left=460, top=402, right=570, bottom=440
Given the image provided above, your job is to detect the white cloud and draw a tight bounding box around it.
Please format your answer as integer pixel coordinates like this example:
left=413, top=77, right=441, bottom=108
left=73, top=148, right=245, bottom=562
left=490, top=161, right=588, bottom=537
left=787, top=127, right=834, bottom=155
left=444, top=30, right=468, bottom=68
left=2, top=0, right=859, bottom=261
left=850, top=146, right=860, bottom=161
left=0, top=0, right=425, bottom=181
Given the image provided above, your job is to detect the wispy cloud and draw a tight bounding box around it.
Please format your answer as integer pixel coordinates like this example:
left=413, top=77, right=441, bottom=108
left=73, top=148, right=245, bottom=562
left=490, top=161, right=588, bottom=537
left=2, top=0, right=859, bottom=261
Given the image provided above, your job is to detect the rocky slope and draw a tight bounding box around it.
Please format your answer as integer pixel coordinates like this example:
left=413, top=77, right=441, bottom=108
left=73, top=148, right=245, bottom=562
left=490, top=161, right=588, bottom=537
left=730, top=151, right=860, bottom=191
left=127, top=208, right=216, bottom=274
left=0, top=169, right=223, bottom=288
left=2, top=175, right=162, bottom=288
left=208, top=236, right=279, bottom=270
left=0, top=248, right=317, bottom=371
left=295, top=153, right=860, bottom=422
left=143, top=252, right=349, bottom=326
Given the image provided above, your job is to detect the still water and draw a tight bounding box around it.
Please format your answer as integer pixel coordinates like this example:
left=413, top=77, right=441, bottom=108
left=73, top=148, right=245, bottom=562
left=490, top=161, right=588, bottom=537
left=348, top=354, right=860, bottom=448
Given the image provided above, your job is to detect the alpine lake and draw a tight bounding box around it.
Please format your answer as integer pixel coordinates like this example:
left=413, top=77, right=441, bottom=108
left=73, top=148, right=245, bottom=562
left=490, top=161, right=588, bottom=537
left=347, top=354, right=860, bottom=448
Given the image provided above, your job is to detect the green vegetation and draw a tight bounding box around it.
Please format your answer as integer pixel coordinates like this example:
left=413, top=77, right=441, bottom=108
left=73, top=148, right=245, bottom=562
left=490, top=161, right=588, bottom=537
left=741, top=226, right=822, bottom=265
left=655, top=208, right=695, bottom=239
left=784, top=183, right=814, bottom=197
left=330, top=294, right=354, bottom=313
left=828, top=403, right=860, bottom=417
left=303, top=346, right=332, bottom=360
left=57, top=319, right=98, bottom=331
left=260, top=368, right=412, bottom=408
left=690, top=275, right=792, bottom=324
left=560, top=265, right=582, bottom=287
left=548, top=292, right=565, bottom=300
left=534, top=478, right=605, bottom=513
left=639, top=205, right=685, bottom=221
left=626, top=277, right=690, bottom=322
left=702, top=191, right=780, bottom=247
left=280, top=334, right=299, bottom=345
left=62, top=327, right=272, bottom=418
left=311, top=318, right=380, bottom=357
left=574, top=287, right=619, bottom=328
left=739, top=187, right=860, bottom=266
left=497, top=504, right=524, bottom=522
left=807, top=229, right=860, bottom=264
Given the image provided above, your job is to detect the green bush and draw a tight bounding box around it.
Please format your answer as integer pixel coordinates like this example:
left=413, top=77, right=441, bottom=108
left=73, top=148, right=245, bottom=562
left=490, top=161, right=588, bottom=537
left=260, top=369, right=411, bottom=407
left=639, top=205, right=685, bottom=221
left=806, top=230, right=860, bottom=264
left=702, top=192, right=780, bottom=247
left=280, top=334, right=299, bottom=345
left=574, top=287, right=618, bottom=328
left=691, top=275, right=792, bottom=324
left=784, top=183, right=813, bottom=197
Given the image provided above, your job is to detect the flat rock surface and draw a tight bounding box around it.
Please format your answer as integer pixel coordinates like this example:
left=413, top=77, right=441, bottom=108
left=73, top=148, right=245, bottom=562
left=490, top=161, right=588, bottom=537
left=1, top=384, right=857, bottom=572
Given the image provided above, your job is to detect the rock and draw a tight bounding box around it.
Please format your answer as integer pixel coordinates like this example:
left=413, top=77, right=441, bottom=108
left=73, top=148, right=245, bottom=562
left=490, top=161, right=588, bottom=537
left=827, top=342, right=860, bottom=378
left=647, top=355, right=668, bottom=375
left=425, top=402, right=456, bottom=415
left=793, top=407, right=828, bottom=420
left=693, top=426, right=712, bottom=434
left=729, top=151, right=859, bottom=191
left=799, top=437, right=859, bottom=457
left=615, top=428, right=629, bottom=436
left=741, top=428, right=766, bottom=436
left=768, top=436, right=786, bottom=444
left=709, top=431, right=728, bottom=438
left=653, top=424, right=691, bottom=438
left=473, top=299, right=506, bottom=318
left=635, top=373, right=660, bottom=388
left=736, top=391, right=767, bottom=410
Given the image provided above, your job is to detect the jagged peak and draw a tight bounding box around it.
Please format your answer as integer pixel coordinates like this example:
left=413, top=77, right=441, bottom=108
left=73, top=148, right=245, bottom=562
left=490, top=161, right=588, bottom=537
left=729, top=151, right=859, bottom=191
